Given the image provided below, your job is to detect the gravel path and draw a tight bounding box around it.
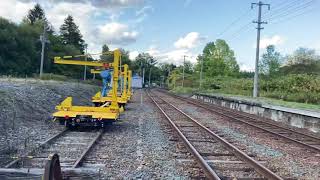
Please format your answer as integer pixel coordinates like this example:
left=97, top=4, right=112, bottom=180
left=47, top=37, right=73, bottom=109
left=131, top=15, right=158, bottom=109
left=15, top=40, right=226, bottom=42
left=156, top=90, right=320, bottom=179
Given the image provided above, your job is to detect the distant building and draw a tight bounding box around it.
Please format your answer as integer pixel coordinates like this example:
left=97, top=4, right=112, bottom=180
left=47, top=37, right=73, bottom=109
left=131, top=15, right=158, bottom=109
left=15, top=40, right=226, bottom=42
left=132, top=74, right=143, bottom=88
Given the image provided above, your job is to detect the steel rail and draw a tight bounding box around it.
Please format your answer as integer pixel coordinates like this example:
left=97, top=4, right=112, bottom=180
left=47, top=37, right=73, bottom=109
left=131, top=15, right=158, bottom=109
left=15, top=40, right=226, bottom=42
left=72, top=130, right=104, bottom=168
left=147, top=91, right=221, bottom=180
left=175, top=91, right=320, bottom=142
left=158, top=90, right=320, bottom=153
left=150, top=91, right=283, bottom=180
left=5, top=129, right=68, bottom=168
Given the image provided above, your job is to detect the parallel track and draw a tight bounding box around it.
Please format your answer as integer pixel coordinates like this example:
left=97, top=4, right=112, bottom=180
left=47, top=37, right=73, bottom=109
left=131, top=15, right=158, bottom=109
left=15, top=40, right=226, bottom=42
left=4, top=129, right=104, bottom=169
left=147, top=91, right=283, bottom=179
left=158, top=89, right=320, bottom=153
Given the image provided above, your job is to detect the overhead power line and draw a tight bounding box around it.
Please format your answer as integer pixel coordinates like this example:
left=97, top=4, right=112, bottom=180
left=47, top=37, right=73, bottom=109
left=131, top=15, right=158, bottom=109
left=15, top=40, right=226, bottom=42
left=263, top=0, right=302, bottom=16
left=265, top=0, right=314, bottom=21
left=227, top=22, right=252, bottom=41
left=216, top=9, right=252, bottom=39
left=270, top=6, right=316, bottom=25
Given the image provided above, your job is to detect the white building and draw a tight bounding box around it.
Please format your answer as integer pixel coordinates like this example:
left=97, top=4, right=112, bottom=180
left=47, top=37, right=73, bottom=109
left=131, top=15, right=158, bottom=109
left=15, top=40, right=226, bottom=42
left=132, top=74, right=143, bottom=88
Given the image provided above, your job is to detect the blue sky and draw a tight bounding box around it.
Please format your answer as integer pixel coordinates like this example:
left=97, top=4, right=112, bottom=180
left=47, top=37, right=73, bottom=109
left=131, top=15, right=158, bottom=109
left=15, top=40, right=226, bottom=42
left=1, top=0, right=319, bottom=70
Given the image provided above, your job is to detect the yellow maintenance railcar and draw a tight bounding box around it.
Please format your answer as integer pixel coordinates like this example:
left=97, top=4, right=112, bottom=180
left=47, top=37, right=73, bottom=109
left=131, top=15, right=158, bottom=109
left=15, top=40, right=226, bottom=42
left=52, top=49, right=129, bottom=128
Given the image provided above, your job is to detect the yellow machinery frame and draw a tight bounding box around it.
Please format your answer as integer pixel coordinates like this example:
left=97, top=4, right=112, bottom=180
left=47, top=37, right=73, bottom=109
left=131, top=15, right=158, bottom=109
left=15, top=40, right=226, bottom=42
left=127, top=70, right=132, bottom=100
left=52, top=49, right=121, bottom=123
left=91, top=64, right=131, bottom=105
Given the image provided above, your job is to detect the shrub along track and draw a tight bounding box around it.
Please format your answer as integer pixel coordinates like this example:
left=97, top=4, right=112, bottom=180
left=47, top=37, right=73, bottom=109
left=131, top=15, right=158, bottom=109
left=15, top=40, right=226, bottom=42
left=147, top=90, right=284, bottom=179
left=156, top=89, right=320, bottom=154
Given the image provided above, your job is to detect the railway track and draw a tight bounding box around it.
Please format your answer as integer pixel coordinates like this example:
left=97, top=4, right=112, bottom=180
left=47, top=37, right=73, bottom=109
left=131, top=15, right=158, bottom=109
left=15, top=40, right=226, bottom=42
left=4, top=128, right=104, bottom=169
left=157, top=89, right=320, bottom=153
left=147, top=91, right=283, bottom=179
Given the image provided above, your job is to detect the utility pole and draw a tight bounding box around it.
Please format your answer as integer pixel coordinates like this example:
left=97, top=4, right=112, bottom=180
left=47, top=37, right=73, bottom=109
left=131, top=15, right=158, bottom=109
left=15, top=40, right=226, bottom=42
left=199, top=57, right=204, bottom=89
left=251, top=1, right=270, bottom=97
left=39, top=22, right=49, bottom=79
left=142, top=68, right=145, bottom=88
left=167, top=67, right=171, bottom=88
left=182, top=55, right=187, bottom=87
left=83, top=44, right=88, bottom=81
left=148, top=66, right=152, bottom=87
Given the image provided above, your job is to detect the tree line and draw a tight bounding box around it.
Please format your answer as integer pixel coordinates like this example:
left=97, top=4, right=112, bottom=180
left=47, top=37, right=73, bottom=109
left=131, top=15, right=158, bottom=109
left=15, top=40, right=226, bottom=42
left=0, top=4, right=88, bottom=77
left=0, top=3, right=174, bottom=84
left=1, top=3, right=319, bottom=104
left=168, top=39, right=320, bottom=104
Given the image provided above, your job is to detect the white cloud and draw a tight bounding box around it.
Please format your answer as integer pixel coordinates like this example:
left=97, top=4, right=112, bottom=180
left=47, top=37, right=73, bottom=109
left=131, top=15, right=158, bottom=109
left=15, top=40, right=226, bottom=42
left=174, top=32, right=206, bottom=49
left=0, top=0, right=35, bottom=23
left=129, top=51, right=139, bottom=60
left=19, top=0, right=144, bottom=9
left=90, top=0, right=144, bottom=9
left=46, top=2, right=96, bottom=37
left=0, top=0, right=142, bottom=55
left=143, top=46, right=197, bottom=65
left=141, top=32, right=205, bottom=65
left=98, top=22, right=138, bottom=45
left=146, top=45, right=160, bottom=57
left=164, top=49, right=197, bottom=64
left=259, top=35, right=285, bottom=49
left=239, top=64, right=254, bottom=72
left=46, top=2, right=139, bottom=47
left=135, top=5, right=153, bottom=23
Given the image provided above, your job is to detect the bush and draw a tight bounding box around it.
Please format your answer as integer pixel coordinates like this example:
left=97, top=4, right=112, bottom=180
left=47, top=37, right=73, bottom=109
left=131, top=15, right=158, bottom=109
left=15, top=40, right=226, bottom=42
left=168, top=73, right=320, bottom=104
left=170, top=87, right=195, bottom=94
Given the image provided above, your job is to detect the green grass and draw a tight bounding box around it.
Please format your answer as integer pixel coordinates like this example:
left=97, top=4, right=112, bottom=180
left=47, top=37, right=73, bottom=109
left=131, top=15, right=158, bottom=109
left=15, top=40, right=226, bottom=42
left=171, top=87, right=320, bottom=111
left=170, top=86, right=196, bottom=94
left=257, top=97, right=320, bottom=111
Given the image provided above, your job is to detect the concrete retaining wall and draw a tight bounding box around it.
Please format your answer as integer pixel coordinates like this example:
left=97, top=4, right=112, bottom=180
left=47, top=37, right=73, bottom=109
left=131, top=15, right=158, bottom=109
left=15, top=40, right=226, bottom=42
left=193, top=93, right=320, bottom=133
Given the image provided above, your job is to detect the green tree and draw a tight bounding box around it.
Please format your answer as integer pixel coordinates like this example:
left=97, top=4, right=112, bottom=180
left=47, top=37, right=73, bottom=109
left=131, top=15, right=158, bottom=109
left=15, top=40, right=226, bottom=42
left=280, top=47, right=320, bottom=75
left=177, top=61, right=193, bottom=74
left=287, top=47, right=319, bottom=65
left=60, top=15, right=85, bottom=53
left=159, top=62, right=176, bottom=77
left=132, top=53, right=157, bottom=85
left=26, top=3, right=46, bottom=25
left=133, top=53, right=157, bottom=75
left=260, top=45, right=282, bottom=76
left=197, top=39, right=239, bottom=77
left=100, top=44, right=113, bottom=62
left=0, top=17, right=43, bottom=75
left=47, top=34, right=83, bottom=77
left=119, top=48, right=132, bottom=67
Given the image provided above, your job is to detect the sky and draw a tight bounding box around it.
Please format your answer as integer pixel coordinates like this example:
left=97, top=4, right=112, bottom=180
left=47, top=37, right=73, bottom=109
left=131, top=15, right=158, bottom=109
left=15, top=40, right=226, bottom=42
left=0, top=0, right=319, bottom=71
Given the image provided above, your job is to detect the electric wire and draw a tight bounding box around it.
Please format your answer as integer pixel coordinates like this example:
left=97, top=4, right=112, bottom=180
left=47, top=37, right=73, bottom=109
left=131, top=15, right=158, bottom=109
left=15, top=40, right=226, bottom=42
left=265, top=0, right=315, bottom=21
left=263, top=0, right=302, bottom=16
left=235, top=0, right=315, bottom=41
left=227, top=22, right=252, bottom=41
left=270, top=6, right=316, bottom=25
left=216, top=8, right=252, bottom=39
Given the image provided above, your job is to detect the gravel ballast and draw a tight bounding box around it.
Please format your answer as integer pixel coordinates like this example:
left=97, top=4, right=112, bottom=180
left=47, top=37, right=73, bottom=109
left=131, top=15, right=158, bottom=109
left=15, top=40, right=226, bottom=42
left=156, top=90, right=320, bottom=179
left=0, top=79, right=100, bottom=167
left=0, top=80, right=195, bottom=178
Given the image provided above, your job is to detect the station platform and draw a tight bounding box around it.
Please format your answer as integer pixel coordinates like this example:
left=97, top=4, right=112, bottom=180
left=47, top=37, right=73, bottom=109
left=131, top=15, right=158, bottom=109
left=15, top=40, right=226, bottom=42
left=193, top=93, right=320, bottom=133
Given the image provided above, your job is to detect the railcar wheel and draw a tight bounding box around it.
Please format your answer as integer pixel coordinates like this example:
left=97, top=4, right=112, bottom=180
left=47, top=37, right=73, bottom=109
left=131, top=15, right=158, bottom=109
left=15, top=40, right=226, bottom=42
left=43, top=154, right=63, bottom=180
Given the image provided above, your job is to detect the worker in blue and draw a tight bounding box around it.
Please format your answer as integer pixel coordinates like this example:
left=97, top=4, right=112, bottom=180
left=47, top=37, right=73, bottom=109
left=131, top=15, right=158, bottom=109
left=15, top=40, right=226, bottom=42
left=100, top=69, right=113, bottom=97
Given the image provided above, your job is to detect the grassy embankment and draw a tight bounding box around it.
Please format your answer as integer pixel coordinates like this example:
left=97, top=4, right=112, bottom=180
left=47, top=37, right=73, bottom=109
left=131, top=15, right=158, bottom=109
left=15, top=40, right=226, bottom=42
left=170, top=74, right=320, bottom=111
